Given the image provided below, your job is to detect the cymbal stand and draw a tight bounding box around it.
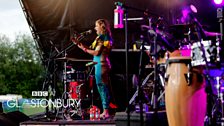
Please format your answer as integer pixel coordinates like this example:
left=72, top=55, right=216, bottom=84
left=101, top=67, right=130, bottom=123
left=137, top=35, right=147, bottom=125
left=211, top=76, right=224, bottom=126
left=132, top=17, right=160, bottom=126
left=55, top=50, right=72, bottom=120
left=150, top=65, right=165, bottom=108
left=114, top=2, right=160, bottom=126
left=86, top=63, right=96, bottom=107
left=210, top=9, right=224, bottom=125
left=191, top=22, right=214, bottom=126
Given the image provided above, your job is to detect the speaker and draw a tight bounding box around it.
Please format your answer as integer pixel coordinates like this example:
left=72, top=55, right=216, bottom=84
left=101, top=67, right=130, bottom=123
left=0, top=102, right=3, bottom=113
left=0, top=113, right=17, bottom=126
left=0, top=111, right=30, bottom=126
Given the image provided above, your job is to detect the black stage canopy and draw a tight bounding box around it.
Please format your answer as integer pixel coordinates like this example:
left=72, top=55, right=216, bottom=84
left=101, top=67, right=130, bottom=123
left=19, top=0, right=219, bottom=62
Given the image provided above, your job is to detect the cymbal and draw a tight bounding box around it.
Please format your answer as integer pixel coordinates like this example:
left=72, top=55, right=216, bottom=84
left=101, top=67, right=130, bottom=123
left=183, top=31, right=222, bottom=37
left=169, top=24, right=209, bottom=32
left=169, top=24, right=191, bottom=33
left=204, top=31, right=221, bottom=37
left=55, top=57, right=92, bottom=62
left=169, top=24, right=191, bottom=27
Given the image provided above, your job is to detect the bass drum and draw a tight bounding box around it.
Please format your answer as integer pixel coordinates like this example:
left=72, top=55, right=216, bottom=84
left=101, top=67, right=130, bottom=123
left=165, top=57, right=206, bottom=126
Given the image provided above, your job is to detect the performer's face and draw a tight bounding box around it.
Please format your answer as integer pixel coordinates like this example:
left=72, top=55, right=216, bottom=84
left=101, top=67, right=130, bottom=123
left=95, top=22, right=102, bottom=35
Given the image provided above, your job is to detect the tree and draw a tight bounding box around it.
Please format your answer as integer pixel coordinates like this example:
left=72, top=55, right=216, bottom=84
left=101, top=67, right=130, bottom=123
left=0, top=33, right=44, bottom=97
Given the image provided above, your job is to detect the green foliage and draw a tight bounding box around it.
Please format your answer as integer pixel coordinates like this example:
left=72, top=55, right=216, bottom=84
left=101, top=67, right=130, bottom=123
left=0, top=33, right=45, bottom=97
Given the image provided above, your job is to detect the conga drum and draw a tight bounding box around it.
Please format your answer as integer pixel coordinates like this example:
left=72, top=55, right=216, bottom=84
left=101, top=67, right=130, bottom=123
left=165, top=57, right=206, bottom=126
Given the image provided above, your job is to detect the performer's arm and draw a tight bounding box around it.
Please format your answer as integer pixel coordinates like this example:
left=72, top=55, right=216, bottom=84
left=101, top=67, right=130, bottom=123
left=78, top=42, right=103, bottom=56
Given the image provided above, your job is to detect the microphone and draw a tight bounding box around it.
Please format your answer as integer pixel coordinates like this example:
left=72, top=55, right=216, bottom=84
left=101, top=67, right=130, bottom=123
left=80, top=30, right=92, bottom=36
left=73, top=30, right=92, bottom=42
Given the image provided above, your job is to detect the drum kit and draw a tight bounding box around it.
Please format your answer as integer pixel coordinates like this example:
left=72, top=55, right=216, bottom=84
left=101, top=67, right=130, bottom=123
left=53, top=55, right=93, bottom=120
left=129, top=6, right=224, bottom=126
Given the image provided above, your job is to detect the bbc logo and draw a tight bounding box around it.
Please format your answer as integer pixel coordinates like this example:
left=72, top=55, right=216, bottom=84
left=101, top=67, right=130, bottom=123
left=32, top=91, right=48, bottom=97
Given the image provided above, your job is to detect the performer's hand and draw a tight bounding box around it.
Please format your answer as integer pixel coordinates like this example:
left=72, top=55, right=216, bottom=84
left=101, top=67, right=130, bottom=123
left=78, top=43, right=88, bottom=53
left=71, top=37, right=79, bottom=45
left=78, top=43, right=84, bottom=50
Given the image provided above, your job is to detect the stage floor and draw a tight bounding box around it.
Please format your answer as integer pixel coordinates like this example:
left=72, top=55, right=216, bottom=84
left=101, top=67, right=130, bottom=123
left=20, top=120, right=115, bottom=126
left=20, top=111, right=167, bottom=126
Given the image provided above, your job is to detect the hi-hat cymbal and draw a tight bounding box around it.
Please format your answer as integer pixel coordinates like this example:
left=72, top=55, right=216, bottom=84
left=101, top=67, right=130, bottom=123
left=55, top=57, right=92, bottom=62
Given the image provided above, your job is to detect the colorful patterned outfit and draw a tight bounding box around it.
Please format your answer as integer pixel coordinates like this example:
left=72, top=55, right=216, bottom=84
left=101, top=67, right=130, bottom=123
left=90, top=34, right=112, bottom=109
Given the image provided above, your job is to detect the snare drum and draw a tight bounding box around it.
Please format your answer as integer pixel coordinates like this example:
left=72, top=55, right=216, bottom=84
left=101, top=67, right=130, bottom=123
left=165, top=57, right=206, bottom=126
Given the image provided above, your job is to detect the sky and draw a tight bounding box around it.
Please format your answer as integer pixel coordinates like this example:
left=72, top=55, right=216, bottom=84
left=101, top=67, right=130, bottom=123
left=0, top=0, right=31, bottom=41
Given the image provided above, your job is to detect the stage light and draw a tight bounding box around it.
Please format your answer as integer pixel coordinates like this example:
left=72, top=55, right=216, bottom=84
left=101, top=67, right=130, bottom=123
left=214, top=0, right=223, bottom=5
left=190, top=4, right=197, bottom=13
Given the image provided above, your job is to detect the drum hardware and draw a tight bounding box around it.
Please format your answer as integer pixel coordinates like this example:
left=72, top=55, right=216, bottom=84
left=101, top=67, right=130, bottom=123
left=68, top=81, right=84, bottom=118
left=129, top=69, right=166, bottom=110
left=185, top=63, right=192, bottom=85
left=187, top=30, right=220, bottom=126
left=210, top=10, right=224, bottom=125
left=53, top=37, right=86, bottom=120
left=55, top=57, right=92, bottom=62
left=210, top=76, right=224, bottom=125
left=191, top=40, right=220, bottom=67
left=85, top=61, right=97, bottom=107
left=193, top=27, right=214, bottom=126
left=129, top=71, right=154, bottom=105
left=129, top=14, right=174, bottom=111
left=53, top=34, right=94, bottom=120
left=150, top=71, right=165, bottom=108
left=54, top=54, right=73, bottom=120
left=54, top=58, right=90, bottom=120
left=41, top=43, right=59, bottom=120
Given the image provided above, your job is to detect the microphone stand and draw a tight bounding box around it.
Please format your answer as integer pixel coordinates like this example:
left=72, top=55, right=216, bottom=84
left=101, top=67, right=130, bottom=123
left=55, top=33, right=86, bottom=58
left=137, top=36, right=146, bottom=126
left=119, top=4, right=145, bottom=126
left=151, top=31, right=158, bottom=111
left=116, top=3, right=159, bottom=126
left=55, top=42, right=75, bottom=58
left=123, top=8, right=131, bottom=126
left=42, top=43, right=58, bottom=120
